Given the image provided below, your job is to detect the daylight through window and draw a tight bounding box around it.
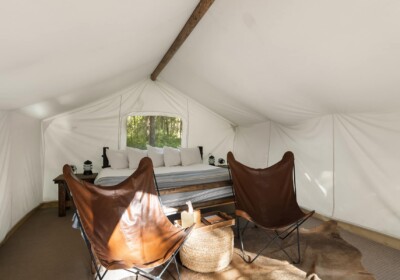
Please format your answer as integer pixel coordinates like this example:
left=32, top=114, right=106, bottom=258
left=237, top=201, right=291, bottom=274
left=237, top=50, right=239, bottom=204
left=126, top=115, right=182, bottom=149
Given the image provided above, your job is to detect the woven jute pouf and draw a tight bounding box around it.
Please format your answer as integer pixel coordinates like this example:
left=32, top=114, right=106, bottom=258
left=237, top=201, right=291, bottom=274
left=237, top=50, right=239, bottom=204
left=180, top=227, right=234, bottom=273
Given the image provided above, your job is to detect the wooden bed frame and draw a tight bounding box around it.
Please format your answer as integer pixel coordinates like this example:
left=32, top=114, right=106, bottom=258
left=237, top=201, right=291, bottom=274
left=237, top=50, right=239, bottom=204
left=101, top=147, right=234, bottom=213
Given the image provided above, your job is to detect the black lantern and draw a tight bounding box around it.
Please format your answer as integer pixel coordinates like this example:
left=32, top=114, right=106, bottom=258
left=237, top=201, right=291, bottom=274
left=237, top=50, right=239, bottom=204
left=208, top=155, right=215, bottom=166
left=83, top=160, right=93, bottom=175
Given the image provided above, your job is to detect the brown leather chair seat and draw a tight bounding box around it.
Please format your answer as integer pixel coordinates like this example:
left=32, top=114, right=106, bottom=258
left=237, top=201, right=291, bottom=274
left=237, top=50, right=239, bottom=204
left=227, top=151, right=314, bottom=264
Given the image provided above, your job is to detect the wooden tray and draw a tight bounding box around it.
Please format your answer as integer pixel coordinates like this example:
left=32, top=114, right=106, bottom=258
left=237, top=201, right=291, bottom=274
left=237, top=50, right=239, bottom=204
left=175, top=211, right=235, bottom=233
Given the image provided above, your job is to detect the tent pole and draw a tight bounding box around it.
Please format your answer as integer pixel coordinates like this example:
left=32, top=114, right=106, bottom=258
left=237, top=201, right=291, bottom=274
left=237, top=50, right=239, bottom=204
left=150, top=0, right=214, bottom=81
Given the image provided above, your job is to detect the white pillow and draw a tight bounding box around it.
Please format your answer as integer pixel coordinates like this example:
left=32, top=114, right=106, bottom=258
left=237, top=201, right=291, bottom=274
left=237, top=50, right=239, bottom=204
left=106, top=149, right=128, bottom=169
left=127, top=148, right=148, bottom=169
left=180, top=147, right=202, bottom=166
left=163, top=146, right=181, bottom=167
left=146, top=145, right=164, bottom=167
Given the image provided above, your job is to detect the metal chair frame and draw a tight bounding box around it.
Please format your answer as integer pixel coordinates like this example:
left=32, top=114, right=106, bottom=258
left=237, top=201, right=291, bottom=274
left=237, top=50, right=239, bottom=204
left=236, top=213, right=312, bottom=264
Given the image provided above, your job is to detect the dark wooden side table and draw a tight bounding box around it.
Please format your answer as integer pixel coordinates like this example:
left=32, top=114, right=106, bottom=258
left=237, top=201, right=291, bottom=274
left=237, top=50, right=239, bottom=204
left=53, top=173, right=97, bottom=217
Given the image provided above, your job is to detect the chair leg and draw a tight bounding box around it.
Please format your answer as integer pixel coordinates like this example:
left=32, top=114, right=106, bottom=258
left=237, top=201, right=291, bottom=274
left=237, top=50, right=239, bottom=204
left=87, top=246, right=107, bottom=280
left=171, top=255, right=181, bottom=280
left=98, top=268, right=108, bottom=280
left=271, top=224, right=302, bottom=264
left=236, top=217, right=248, bottom=262
left=236, top=216, right=240, bottom=238
left=295, top=224, right=301, bottom=264
left=237, top=217, right=267, bottom=264
left=247, top=233, right=280, bottom=264
left=151, top=249, right=182, bottom=280
left=238, top=218, right=303, bottom=265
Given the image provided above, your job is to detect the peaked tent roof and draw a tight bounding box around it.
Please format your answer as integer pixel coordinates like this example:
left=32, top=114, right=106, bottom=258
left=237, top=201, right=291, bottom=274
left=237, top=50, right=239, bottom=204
left=2, top=1, right=400, bottom=125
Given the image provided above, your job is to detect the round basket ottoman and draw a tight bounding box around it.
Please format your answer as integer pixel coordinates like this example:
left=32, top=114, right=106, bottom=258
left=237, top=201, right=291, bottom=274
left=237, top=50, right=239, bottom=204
left=180, top=227, right=234, bottom=273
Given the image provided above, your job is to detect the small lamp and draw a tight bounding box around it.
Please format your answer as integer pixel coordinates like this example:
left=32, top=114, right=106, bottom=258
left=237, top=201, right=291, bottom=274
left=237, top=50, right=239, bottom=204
left=83, top=160, right=93, bottom=175
left=208, top=155, right=215, bottom=166
left=70, top=164, right=77, bottom=174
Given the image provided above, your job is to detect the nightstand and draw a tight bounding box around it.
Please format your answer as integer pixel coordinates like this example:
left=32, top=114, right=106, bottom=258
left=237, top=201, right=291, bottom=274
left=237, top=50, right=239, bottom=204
left=53, top=173, right=97, bottom=217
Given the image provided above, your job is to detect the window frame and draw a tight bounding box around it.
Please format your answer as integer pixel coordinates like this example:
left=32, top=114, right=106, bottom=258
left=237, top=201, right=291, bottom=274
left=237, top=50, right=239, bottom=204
left=120, top=111, right=187, bottom=149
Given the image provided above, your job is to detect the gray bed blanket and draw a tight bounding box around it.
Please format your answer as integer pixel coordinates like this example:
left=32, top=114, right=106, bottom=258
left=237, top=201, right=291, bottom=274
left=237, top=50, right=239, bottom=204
left=95, top=167, right=231, bottom=189
left=94, top=167, right=233, bottom=208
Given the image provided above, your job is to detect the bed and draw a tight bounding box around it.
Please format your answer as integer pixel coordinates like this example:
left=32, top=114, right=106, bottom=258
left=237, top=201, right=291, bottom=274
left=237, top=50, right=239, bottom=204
left=99, top=147, right=234, bottom=214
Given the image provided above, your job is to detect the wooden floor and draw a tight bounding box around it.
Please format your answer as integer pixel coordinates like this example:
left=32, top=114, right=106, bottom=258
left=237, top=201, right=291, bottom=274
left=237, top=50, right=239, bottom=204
left=1, top=207, right=400, bottom=280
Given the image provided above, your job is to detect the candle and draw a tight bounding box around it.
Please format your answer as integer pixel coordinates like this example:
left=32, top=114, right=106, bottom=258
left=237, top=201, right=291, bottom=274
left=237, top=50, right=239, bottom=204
left=181, top=201, right=194, bottom=228
left=181, top=211, right=194, bottom=227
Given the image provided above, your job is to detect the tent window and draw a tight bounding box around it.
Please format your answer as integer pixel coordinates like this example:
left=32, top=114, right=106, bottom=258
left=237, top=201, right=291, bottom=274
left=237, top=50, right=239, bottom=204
left=126, top=115, right=182, bottom=149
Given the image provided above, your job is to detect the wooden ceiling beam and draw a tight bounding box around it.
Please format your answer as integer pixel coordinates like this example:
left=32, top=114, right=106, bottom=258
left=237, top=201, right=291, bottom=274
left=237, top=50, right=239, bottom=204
left=150, top=0, right=214, bottom=81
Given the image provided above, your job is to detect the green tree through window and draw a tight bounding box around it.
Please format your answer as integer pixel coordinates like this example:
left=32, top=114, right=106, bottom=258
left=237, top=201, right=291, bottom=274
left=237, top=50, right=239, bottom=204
left=126, top=115, right=182, bottom=149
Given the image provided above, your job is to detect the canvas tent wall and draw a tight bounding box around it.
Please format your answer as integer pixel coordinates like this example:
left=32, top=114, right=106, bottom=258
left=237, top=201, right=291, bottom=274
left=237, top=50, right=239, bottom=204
left=41, top=78, right=400, bottom=240
left=1, top=78, right=400, bottom=245
left=0, top=110, right=42, bottom=242
left=41, top=79, right=235, bottom=201
left=233, top=114, right=400, bottom=240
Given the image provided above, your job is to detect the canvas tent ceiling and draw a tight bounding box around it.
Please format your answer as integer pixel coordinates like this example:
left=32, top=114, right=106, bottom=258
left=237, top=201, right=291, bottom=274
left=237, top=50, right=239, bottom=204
left=0, top=0, right=199, bottom=117
left=2, top=0, right=400, bottom=124
left=163, top=0, right=400, bottom=125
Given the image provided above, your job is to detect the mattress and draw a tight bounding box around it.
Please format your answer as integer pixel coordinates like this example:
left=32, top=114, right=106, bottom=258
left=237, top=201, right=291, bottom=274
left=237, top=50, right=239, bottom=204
left=95, top=164, right=233, bottom=209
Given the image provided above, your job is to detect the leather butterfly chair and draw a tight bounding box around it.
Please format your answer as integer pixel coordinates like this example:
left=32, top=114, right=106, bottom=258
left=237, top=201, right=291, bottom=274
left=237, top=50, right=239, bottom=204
left=63, top=157, right=194, bottom=280
left=227, top=151, right=314, bottom=264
